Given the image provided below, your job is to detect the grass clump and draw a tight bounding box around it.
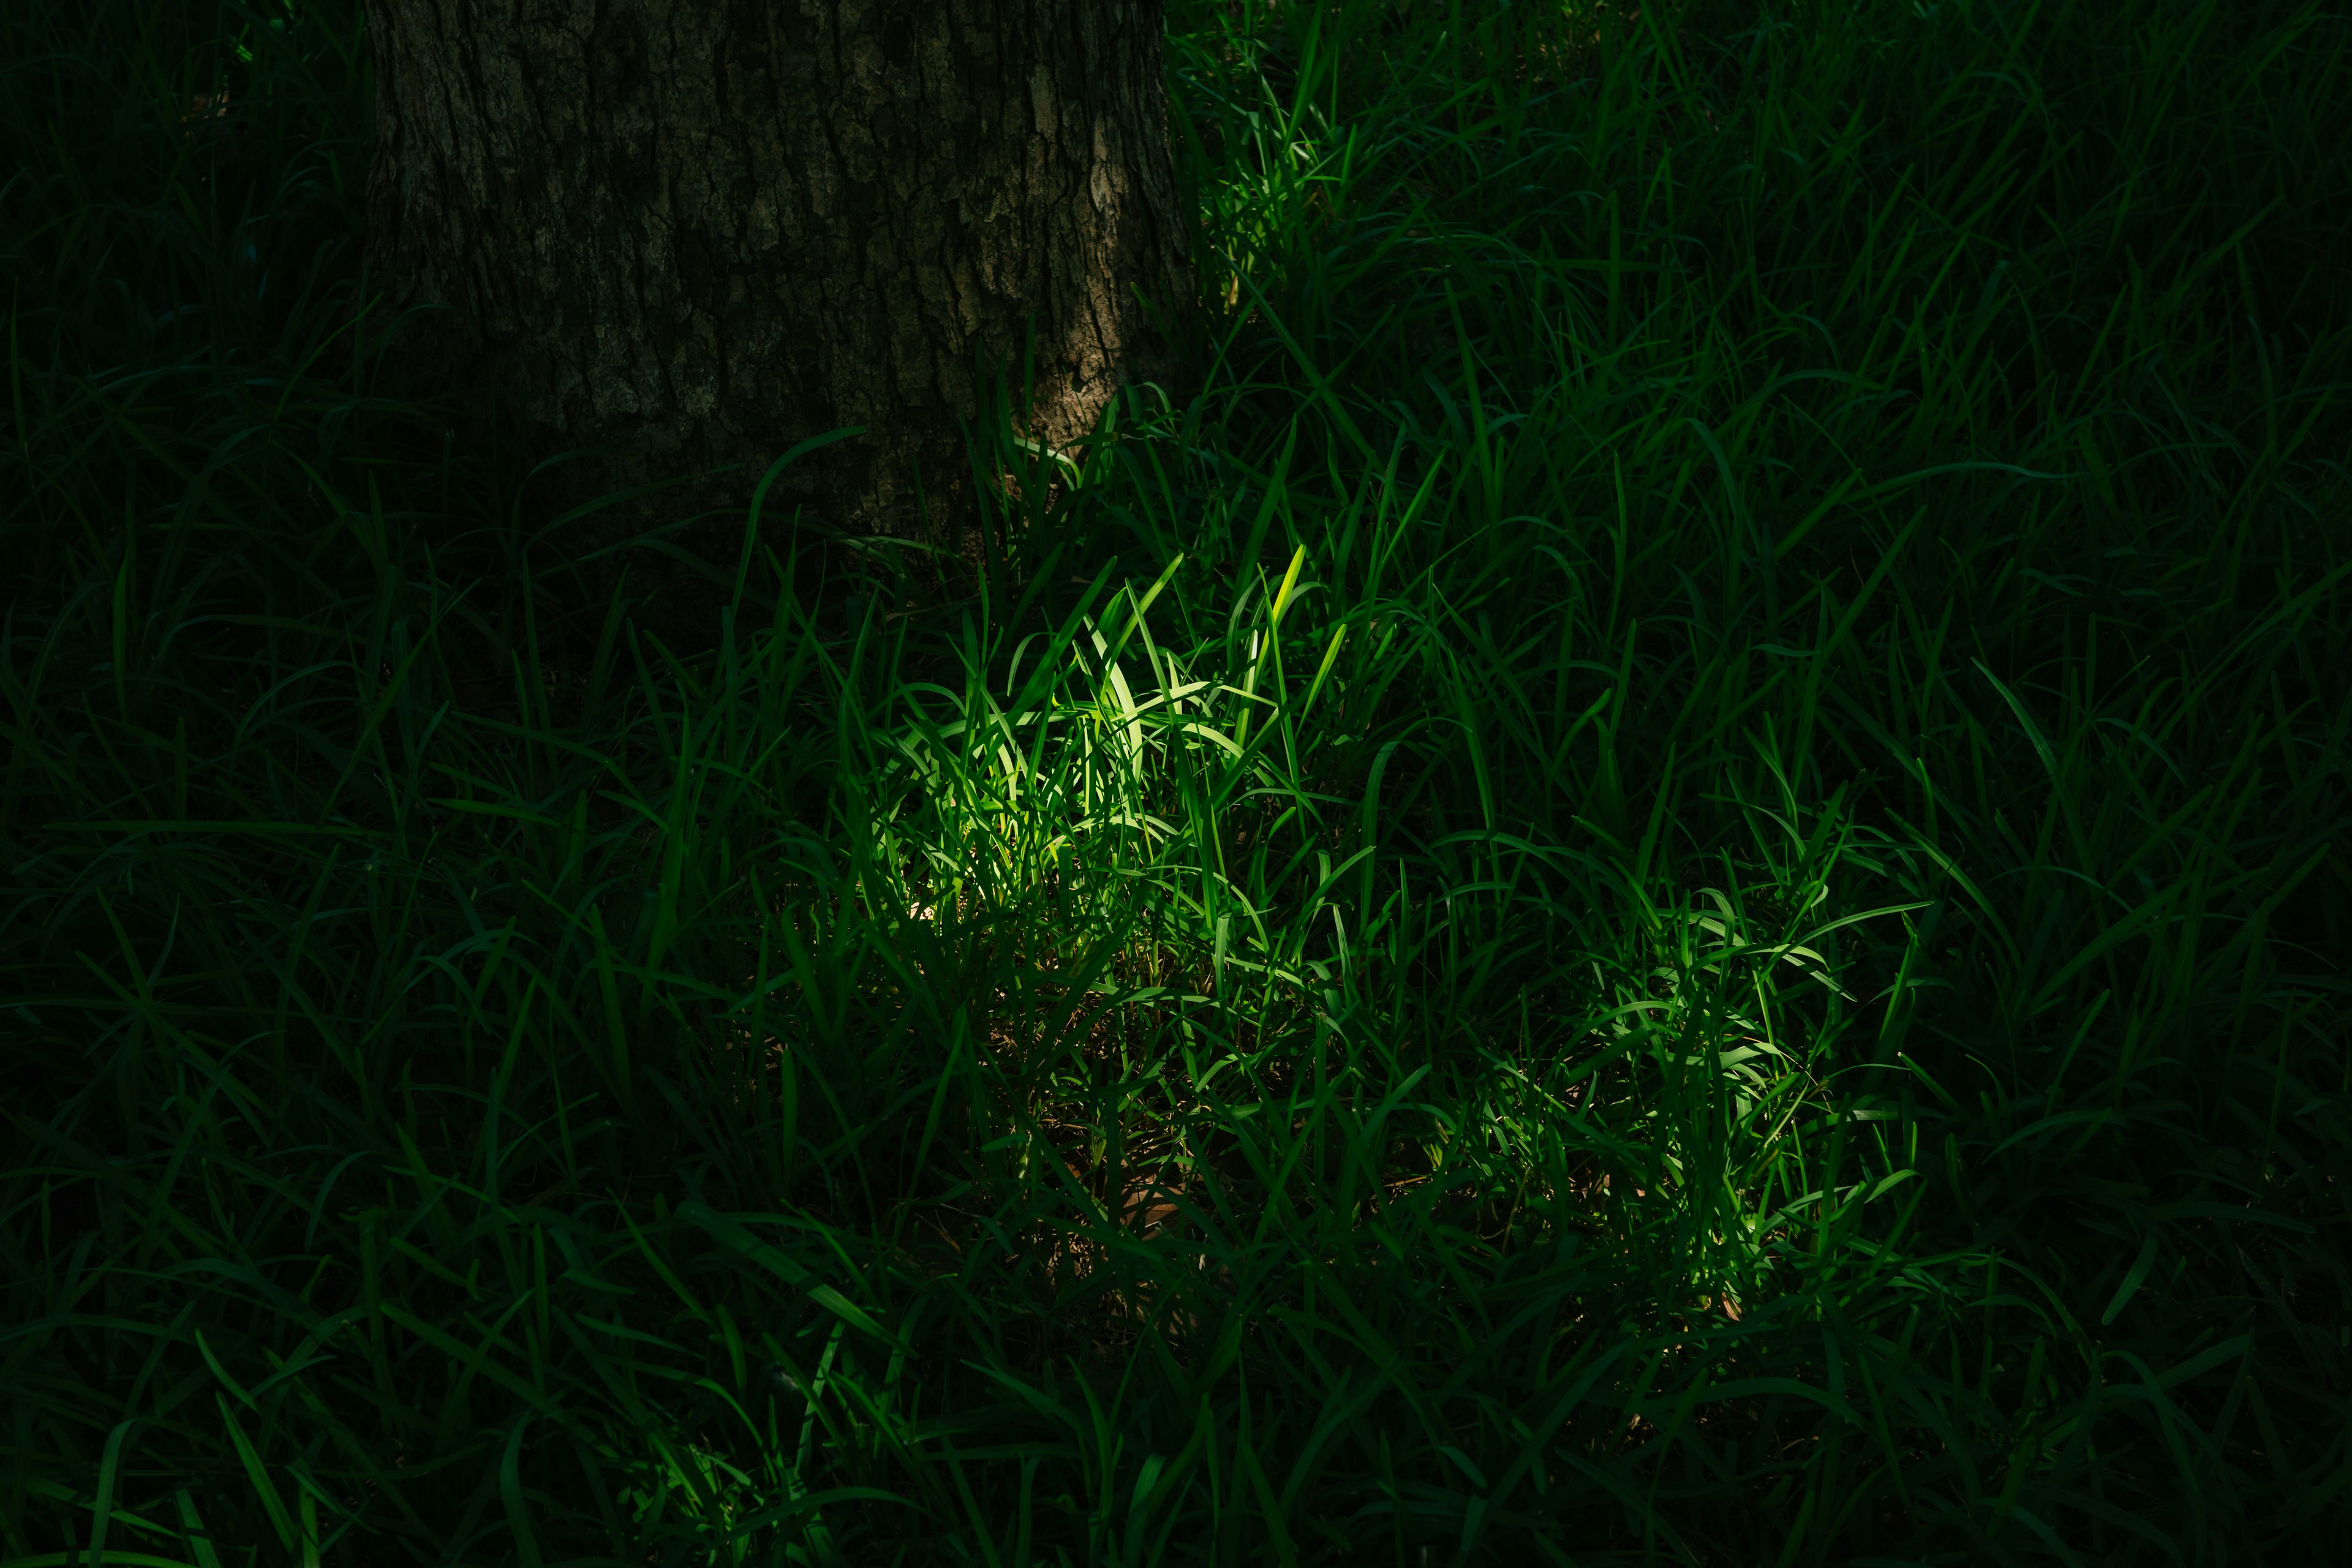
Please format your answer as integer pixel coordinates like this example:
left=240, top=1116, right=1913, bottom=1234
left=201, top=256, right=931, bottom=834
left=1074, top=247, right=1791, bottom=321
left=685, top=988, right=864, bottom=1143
left=4, top=0, right=2349, bottom=1563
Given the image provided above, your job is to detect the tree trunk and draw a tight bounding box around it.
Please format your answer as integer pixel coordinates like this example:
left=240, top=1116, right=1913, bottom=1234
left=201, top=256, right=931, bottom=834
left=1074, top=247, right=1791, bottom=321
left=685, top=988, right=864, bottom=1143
left=362, top=0, right=1194, bottom=628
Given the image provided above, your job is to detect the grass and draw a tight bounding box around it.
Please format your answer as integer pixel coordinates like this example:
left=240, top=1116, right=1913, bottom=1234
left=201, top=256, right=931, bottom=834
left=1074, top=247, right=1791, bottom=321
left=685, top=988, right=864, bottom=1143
left=3, top=0, right=2349, bottom=1562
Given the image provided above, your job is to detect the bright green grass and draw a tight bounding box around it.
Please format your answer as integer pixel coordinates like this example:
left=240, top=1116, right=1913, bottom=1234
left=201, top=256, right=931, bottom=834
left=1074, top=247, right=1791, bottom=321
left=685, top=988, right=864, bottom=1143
left=4, top=0, right=2349, bottom=1562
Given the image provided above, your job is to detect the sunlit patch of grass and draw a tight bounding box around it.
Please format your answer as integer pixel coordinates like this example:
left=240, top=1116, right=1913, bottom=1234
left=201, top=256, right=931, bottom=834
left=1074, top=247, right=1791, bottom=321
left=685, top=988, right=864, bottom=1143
left=6, top=0, right=2350, bottom=1564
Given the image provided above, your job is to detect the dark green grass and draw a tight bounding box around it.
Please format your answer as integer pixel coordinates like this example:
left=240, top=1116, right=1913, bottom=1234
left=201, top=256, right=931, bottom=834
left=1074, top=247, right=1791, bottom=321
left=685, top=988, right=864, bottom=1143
left=5, top=0, right=2350, bottom=1562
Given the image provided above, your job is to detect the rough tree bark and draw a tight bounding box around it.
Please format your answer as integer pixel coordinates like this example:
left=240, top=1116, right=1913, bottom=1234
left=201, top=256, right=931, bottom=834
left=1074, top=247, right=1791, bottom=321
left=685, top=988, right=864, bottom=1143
left=361, top=0, right=1195, bottom=628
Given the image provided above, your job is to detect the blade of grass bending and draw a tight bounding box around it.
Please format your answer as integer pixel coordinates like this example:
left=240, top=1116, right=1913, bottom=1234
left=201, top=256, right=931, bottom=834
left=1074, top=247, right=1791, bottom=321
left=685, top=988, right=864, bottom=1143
left=675, top=1201, right=904, bottom=1349
left=172, top=1493, right=220, bottom=1568
left=1972, top=658, right=2061, bottom=788
left=373, top=1303, right=575, bottom=1422
left=1096, top=551, right=1187, bottom=671
left=81, top=1419, right=141, bottom=1568
left=214, top=1396, right=296, bottom=1557
left=1268, top=545, right=1308, bottom=626
left=2100, top=1232, right=2163, bottom=1328
left=499, top=1414, right=543, bottom=1568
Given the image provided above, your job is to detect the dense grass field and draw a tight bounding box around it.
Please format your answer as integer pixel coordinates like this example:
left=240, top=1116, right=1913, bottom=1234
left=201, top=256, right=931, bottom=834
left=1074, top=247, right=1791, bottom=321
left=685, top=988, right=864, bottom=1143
left=5, top=0, right=2350, bottom=1562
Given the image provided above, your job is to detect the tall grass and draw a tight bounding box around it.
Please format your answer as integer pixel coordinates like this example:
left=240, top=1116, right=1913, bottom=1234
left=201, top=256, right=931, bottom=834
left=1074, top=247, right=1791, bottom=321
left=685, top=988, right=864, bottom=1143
left=4, top=0, right=2348, bottom=1562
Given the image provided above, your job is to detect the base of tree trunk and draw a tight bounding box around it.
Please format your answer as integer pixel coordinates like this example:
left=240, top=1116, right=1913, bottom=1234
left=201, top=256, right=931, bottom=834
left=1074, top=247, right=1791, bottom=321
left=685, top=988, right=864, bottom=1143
left=361, top=0, right=1197, bottom=659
